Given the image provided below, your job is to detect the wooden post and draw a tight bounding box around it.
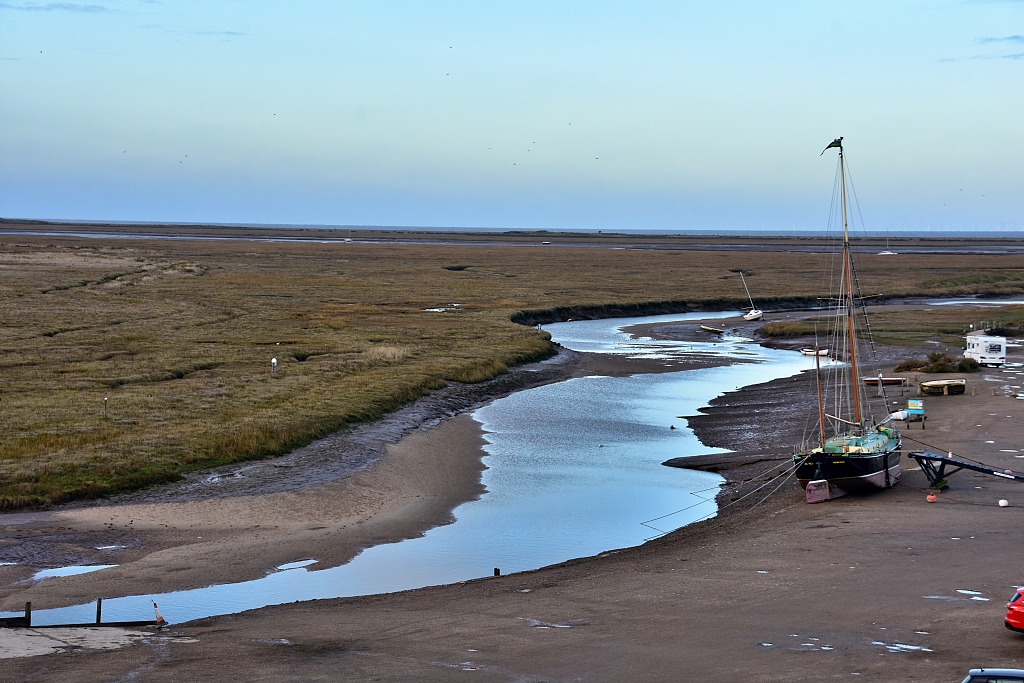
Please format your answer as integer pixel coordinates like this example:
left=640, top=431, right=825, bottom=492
left=25, top=601, right=31, bottom=628
left=96, top=598, right=102, bottom=625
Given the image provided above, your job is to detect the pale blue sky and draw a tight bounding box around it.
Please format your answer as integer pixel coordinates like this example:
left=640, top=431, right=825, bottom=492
left=0, top=1, right=1021, bottom=232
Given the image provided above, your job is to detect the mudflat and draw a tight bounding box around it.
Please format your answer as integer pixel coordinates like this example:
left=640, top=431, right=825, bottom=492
left=3, top=341, right=1023, bottom=681
left=0, top=345, right=740, bottom=610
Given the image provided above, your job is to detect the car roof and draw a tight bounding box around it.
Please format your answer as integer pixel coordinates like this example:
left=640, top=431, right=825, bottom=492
left=969, top=669, right=1024, bottom=676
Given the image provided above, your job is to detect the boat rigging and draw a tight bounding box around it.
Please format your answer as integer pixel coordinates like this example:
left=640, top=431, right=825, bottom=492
left=795, top=138, right=902, bottom=503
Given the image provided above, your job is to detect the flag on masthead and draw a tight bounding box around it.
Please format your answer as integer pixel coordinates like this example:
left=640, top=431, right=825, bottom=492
left=820, top=137, right=843, bottom=155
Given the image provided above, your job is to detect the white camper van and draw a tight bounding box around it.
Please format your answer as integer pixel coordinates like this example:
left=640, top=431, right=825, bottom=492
left=965, top=331, right=1006, bottom=366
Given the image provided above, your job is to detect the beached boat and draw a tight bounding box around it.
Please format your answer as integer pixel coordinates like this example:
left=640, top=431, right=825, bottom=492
left=800, top=348, right=829, bottom=357
left=699, top=324, right=724, bottom=334
left=795, top=138, right=902, bottom=502
left=861, top=376, right=908, bottom=387
left=919, top=378, right=966, bottom=395
left=738, top=271, right=763, bottom=321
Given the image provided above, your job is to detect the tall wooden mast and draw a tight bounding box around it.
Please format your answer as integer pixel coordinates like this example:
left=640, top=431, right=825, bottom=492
left=838, top=143, right=863, bottom=427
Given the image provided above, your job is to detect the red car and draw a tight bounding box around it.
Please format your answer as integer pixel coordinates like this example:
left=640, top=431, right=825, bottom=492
left=1006, top=588, right=1024, bottom=632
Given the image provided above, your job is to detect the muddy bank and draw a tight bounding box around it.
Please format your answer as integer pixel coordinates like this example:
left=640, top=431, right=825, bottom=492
left=6, top=348, right=1023, bottom=681
left=0, top=352, right=584, bottom=608
left=0, top=343, right=744, bottom=610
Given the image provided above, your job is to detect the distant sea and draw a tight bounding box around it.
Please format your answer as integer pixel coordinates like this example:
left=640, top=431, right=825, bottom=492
left=18, top=218, right=1024, bottom=240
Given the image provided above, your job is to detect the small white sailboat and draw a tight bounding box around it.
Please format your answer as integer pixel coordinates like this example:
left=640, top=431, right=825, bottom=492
left=738, top=271, right=763, bottom=321
left=877, top=227, right=896, bottom=255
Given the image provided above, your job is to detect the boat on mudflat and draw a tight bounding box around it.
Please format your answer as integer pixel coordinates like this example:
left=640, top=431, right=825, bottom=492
left=738, top=271, right=763, bottom=321
left=800, top=348, right=829, bottom=357
left=919, top=378, right=966, bottom=395
left=794, top=138, right=902, bottom=502
left=699, top=324, right=724, bottom=334
left=861, top=376, right=908, bottom=387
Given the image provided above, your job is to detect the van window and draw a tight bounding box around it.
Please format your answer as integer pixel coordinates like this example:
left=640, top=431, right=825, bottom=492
left=987, top=344, right=1002, bottom=353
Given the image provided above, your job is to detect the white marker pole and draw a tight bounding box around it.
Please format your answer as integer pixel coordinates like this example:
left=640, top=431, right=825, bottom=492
left=271, top=358, right=277, bottom=373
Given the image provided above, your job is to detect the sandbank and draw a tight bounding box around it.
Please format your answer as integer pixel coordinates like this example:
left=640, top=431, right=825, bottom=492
left=4, top=327, right=1024, bottom=681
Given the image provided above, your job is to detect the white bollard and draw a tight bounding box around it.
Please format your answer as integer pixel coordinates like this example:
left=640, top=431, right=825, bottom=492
left=271, top=358, right=277, bottom=373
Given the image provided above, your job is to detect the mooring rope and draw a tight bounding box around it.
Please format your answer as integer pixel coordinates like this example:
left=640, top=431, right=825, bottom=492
left=900, top=433, right=1000, bottom=469
left=735, top=462, right=805, bottom=515
left=641, top=456, right=810, bottom=539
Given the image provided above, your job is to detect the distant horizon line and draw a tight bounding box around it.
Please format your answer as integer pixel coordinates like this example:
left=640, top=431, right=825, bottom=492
left=1, top=216, right=1022, bottom=239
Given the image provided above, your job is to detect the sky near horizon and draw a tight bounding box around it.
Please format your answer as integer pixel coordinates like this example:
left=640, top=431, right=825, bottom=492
left=0, top=1, right=1021, bottom=232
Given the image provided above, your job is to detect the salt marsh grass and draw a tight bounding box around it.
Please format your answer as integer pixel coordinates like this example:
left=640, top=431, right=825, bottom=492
left=1, top=231, right=1022, bottom=507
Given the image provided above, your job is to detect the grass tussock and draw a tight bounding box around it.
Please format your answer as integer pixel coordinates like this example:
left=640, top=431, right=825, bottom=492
left=760, top=321, right=818, bottom=338
left=446, top=359, right=508, bottom=383
left=2, top=234, right=1024, bottom=507
left=362, top=346, right=412, bottom=362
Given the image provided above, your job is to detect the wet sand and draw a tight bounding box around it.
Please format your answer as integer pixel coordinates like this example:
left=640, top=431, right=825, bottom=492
left=4, top=333, right=1024, bottom=680
left=0, top=345, right=738, bottom=612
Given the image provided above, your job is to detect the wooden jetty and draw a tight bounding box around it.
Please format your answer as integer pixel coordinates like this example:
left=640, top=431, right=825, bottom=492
left=0, top=600, right=160, bottom=629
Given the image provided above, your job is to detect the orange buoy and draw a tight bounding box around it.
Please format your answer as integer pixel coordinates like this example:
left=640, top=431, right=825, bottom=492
left=927, top=493, right=937, bottom=503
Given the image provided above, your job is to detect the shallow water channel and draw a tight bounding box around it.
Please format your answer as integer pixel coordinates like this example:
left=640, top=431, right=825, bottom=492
left=13, top=312, right=811, bottom=626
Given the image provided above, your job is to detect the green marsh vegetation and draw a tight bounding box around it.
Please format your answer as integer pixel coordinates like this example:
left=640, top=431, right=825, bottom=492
left=2, top=233, right=1024, bottom=508
left=893, top=353, right=981, bottom=373
left=761, top=306, right=1024, bottom=347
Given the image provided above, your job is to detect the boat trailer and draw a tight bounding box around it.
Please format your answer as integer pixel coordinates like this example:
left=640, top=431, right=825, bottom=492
left=909, top=450, right=1024, bottom=490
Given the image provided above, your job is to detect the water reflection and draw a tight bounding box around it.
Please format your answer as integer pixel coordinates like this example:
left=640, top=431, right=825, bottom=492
left=11, top=313, right=808, bottom=626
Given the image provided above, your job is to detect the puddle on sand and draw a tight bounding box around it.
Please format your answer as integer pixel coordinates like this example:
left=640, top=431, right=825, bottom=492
left=5, top=313, right=810, bottom=626
left=33, top=565, right=118, bottom=580
left=521, top=618, right=587, bottom=629
left=872, top=641, right=934, bottom=653
left=276, top=560, right=317, bottom=571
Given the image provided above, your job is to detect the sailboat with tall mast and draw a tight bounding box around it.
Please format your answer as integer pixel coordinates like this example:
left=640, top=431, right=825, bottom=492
left=738, top=271, right=763, bottom=321
left=794, top=138, right=902, bottom=502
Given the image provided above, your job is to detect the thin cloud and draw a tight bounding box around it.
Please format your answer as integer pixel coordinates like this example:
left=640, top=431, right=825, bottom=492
left=140, top=25, right=246, bottom=38
left=976, top=35, right=1024, bottom=43
left=971, top=52, right=1024, bottom=59
left=0, top=2, right=108, bottom=11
